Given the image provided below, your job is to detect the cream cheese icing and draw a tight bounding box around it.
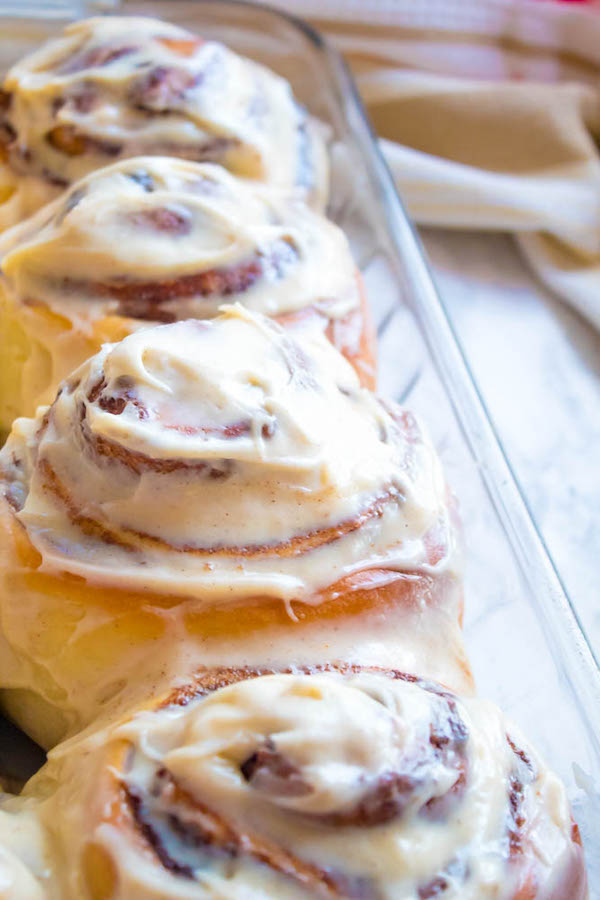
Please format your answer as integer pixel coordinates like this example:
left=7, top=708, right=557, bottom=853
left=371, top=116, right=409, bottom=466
left=4, top=305, right=453, bottom=603
left=0, top=156, right=356, bottom=325
left=0, top=306, right=467, bottom=741
left=0, top=156, right=361, bottom=431
left=0, top=800, right=51, bottom=899
left=22, top=670, right=586, bottom=899
left=0, top=16, right=327, bottom=229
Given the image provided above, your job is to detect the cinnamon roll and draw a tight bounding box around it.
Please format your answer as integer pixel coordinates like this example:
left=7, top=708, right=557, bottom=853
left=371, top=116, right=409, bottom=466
left=0, top=155, right=372, bottom=433
left=17, top=667, right=586, bottom=898
left=0, top=15, right=327, bottom=230
left=0, top=307, right=467, bottom=746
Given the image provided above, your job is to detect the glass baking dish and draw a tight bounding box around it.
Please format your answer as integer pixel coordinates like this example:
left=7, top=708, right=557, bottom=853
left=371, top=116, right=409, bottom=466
left=0, top=0, right=599, bottom=890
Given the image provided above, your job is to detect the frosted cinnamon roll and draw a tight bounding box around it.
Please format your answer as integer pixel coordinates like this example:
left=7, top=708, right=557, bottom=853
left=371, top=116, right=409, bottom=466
left=0, top=15, right=327, bottom=230
left=21, top=668, right=587, bottom=899
left=0, top=156, right=372, bottom=433
left=0, top=307, right=467, bottom=746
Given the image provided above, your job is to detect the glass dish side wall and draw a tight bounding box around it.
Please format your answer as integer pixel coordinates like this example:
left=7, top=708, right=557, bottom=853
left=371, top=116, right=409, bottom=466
left=0, top=0, right=598, bottom=888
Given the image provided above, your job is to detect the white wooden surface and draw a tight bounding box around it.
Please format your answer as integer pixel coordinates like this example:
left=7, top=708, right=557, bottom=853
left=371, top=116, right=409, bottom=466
left=420, top=227, right=600, bottom=659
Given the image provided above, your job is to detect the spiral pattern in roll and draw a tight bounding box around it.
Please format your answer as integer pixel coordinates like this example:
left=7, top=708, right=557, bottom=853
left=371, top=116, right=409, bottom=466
left=0, top=156, right=371, bottom=430
left=0, top=157, right=355, bottom=324
left=17, top=667, right=585, bottom=899
left=4, top=305, right=451, bottom=604
left=0, top=306, right=469, bottom=746
left=0, top=15, right=327, bottom=228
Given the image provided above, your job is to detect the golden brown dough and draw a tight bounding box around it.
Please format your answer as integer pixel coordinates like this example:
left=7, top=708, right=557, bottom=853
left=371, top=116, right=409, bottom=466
left=0, top=307, right=466, bottom=746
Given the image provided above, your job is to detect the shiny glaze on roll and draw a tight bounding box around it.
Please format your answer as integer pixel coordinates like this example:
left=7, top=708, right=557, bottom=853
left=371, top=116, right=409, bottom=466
left=0, top=156, right=372, bottom=428
left=0, top=16, right=327, bottom=228
left=0, top=158, right=352, bottom=323
left=0, top=308, right=467, bottom=743
left=3, top=306, right=451, bottom=603
left=16, top=668, right=586, bottom=899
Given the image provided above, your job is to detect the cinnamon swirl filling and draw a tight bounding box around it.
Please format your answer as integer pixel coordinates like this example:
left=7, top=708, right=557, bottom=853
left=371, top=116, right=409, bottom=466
left=0, top=15, right=328, bottom=215
left=3, top=306, right=456, bottom=604
left=0, top=156, right=355, bottom=324
left=51, top=668, right=583, bottom=899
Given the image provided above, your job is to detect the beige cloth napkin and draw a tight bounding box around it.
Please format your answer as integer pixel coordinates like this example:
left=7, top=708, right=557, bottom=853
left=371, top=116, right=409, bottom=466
left=274, top=0, right=600, bottom=328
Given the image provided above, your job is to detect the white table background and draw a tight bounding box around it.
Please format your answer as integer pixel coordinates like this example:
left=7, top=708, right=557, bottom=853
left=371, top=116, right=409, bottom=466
left=420, top=227, right=600, bottom=659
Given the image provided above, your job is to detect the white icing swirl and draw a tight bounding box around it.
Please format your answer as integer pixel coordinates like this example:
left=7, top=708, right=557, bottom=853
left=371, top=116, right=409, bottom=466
left=5, top=305, right=452, bottom=603
left=28, top=670, right=586, bottom=899
left=0, top=802, right=50, bottom=899
left=162, top=672, right=445, bottom=818
left=0, top=157, right=356, bottom=323
left=0, top=15, right=327, bottom=228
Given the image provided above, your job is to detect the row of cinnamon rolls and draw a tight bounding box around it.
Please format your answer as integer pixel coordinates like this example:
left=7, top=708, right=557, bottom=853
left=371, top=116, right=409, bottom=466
left=0, top=14, right=587, bottom=899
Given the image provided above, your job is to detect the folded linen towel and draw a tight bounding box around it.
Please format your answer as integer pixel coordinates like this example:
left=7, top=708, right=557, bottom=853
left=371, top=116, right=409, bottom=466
left=275, top=0, right=600, bottom=328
